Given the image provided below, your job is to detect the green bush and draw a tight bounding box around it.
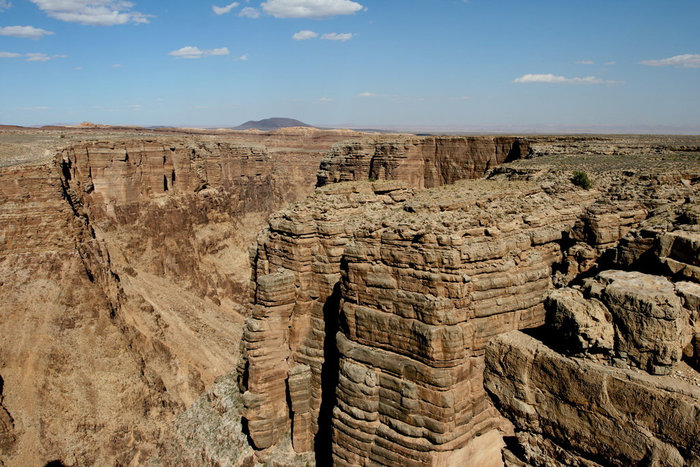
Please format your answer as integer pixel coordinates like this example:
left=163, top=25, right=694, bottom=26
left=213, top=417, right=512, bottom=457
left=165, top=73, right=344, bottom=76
left=572, top=171, right=592, bottom=189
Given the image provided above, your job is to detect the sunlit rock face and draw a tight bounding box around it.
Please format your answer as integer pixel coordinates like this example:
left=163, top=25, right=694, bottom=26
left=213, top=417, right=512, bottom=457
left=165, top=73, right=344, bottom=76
left=0, top=136, right=335, bottom=466
left=317, top=136, right=530, bottom=189
left=240, top=135, right=700, bottom=466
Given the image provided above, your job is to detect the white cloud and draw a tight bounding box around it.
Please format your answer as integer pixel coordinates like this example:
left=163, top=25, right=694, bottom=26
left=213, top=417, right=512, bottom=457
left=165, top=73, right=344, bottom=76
left=169, top=46, right=230, bottom=59
left=293, top=29, right=317, bottom=40
left=513, top=73, right=622, bottom=84
left=575, top=60, right=594, bottom=65
left=321, top=32, right=352, bottom=41
left=21, top=106, right=52, bottom=111
left=262, top=0, right=363, bottom=18
left=25, top=52, right=66, bottom=61
left=212, top=1, right=238, bottom=15
left=29, top=0, right=150, bottom=26
left=358, top=91, right=374, bottom=97
left=112, top=63, right=122, bottom=67
left=0, top=51, right=65, bottom=61
left=640, top=54, right=700, bottom=69
left=606, top=61, right=616, bottom=66
left=319, top=97, right=332, bottom=102
left=0, top=0, right=11, bottom=11
left=0, top=25, right=54, bottom=39
left=208, top=47, right=229, bottom=56
left=238, top=53, right=248, bottom=60
left=239, top=6, right=259, bottom=17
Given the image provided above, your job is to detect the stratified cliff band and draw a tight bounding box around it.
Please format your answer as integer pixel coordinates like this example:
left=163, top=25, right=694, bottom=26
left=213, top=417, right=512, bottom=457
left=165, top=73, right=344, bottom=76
left=0, top=129, right=698, bottom=466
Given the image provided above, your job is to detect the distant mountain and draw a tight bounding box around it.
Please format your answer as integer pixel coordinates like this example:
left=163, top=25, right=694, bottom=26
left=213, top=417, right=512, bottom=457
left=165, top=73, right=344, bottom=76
left=234, top=118, right=313, bottom=131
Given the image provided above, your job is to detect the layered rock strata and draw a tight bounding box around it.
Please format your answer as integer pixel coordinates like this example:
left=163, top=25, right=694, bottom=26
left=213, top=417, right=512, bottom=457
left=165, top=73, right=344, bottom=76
left=0, top=138, right=334, bottom=465
left=242, top=143, right=700, bottom=465
left=484, top=183, right=700, bottom=465
left=485, top=331, right=700, bottom=467
left=240, top=176, right=600, bottom=465
left=316, top=136, right=529, bottom=189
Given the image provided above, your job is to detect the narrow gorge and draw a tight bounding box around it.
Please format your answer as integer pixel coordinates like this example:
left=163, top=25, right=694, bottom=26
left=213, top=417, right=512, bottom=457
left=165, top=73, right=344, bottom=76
left=0, top=129, right=698, bottom=466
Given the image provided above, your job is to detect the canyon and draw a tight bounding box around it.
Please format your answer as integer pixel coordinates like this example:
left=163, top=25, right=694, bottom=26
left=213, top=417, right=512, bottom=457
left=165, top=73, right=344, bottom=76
left=0, top=126, right=698, bottom=466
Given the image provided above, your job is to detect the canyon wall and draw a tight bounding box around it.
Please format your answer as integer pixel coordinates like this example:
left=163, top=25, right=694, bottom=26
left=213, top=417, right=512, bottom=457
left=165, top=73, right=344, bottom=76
left=240, top=178, right=593, bottom=465
left=0, top=135, right=335, bottom=466
left=240, top=136, right=570, bottom=464
left=240, top=136, right=700, bottom=466
left=484, top=186, right=700, bottom=466
left=2, top=130, right=698, bottom=466
left=316, top=136, right=530, bottom=189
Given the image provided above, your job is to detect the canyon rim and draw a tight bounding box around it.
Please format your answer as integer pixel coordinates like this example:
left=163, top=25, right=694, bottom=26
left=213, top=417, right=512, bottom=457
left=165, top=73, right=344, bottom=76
left=0, top=125, right=698, bottom=466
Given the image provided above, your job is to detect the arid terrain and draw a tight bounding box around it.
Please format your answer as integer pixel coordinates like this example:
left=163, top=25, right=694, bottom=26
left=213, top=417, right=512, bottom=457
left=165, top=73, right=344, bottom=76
left=0, top=126, right=698, bottom=466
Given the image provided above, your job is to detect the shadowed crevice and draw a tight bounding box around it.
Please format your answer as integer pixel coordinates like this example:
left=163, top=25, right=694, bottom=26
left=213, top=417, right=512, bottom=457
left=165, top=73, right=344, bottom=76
left=314, top=282, right=342, bottom=465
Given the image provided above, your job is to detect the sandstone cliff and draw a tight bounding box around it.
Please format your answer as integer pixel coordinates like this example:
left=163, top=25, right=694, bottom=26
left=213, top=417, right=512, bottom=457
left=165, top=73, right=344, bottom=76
left=316, top=136, right=530, bottom=188
left=484, top=185, right=700, bottom=466
left=2, top=129, right=699, bottom=466
left=0, top=132, right=344, bottom=466
left=240, top=136, right=700, bottom=466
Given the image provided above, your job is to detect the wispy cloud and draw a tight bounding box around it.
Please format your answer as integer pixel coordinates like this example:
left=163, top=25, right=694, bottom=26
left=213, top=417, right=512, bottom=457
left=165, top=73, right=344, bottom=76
left=237, top=53, right=248, bottom=60
left=293, top=30, right=318, bottom=40
left=239, top=6, right=260, bottom=18
left=514, top=73, right=622, bottom=84
left=21, top=106, right=52, bottom=111
left=212, top=1, right=238, bottom=15
left=358, top=91, right=374, bottom=97
left=0, top=51, right=66, bottom=61
left=25, top=52, right=66, bottom=61
left=0, top=25, right=54, bottom=39
left=606, top=61, right=616, bottom=66
left=0, top=0, right=11, bottom=12
left=575, top=60, right=594, bottom=65
left=640, top=54, right=700, bottom=69
left=262, top=0, right=363, bottom=18
left=321, top=32, right=352, bottom=41
left=29, top=0, right=151, bottom=26
left=319, top=97, right=332, bottom=102
left=169, top=46, right=230, bottom=59
left=293, top=30, right=353, bottom=41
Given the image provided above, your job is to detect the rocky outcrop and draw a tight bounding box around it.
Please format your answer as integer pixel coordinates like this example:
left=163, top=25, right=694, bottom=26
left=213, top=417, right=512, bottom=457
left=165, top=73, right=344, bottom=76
left=240, top=175, right=600, bottom=464
left=0, top=376, right=16, bottom=456
left=484, top=181, right=700, bottom=466
left=0, top=135, right=343, bottom=466
left=241, top=136, right=700, bottom=465
left=316, top=136, right=529, bottom=189
left=2, top=128, right=699, bottom=466
left=484, top=331, right=700, bottom=467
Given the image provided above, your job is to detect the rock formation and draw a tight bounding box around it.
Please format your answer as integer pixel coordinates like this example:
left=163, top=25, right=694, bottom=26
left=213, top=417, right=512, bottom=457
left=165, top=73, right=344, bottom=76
left=485, top=268, right=700, bottom=465
left=1, top=127, right=699, bottom=466
left=483, top=157, right=700, bottom=465
left=240, top=135, right=700, bottom=465
left=239, top=176, right=589, bottom=464
left=317, top=136, right=530, bottom=188
left=0, top=129, right=351, bottom=466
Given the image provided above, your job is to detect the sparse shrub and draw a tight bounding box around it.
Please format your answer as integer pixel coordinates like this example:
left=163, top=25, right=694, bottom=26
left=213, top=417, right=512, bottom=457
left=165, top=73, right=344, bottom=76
left=59, top=134, right=65, bottom=139
left=572, top=171, right=592, bottom=189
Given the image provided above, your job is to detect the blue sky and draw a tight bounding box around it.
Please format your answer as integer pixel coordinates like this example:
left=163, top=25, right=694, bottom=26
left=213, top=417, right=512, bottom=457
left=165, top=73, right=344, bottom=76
left=0, top=0, right=699, bottom=131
